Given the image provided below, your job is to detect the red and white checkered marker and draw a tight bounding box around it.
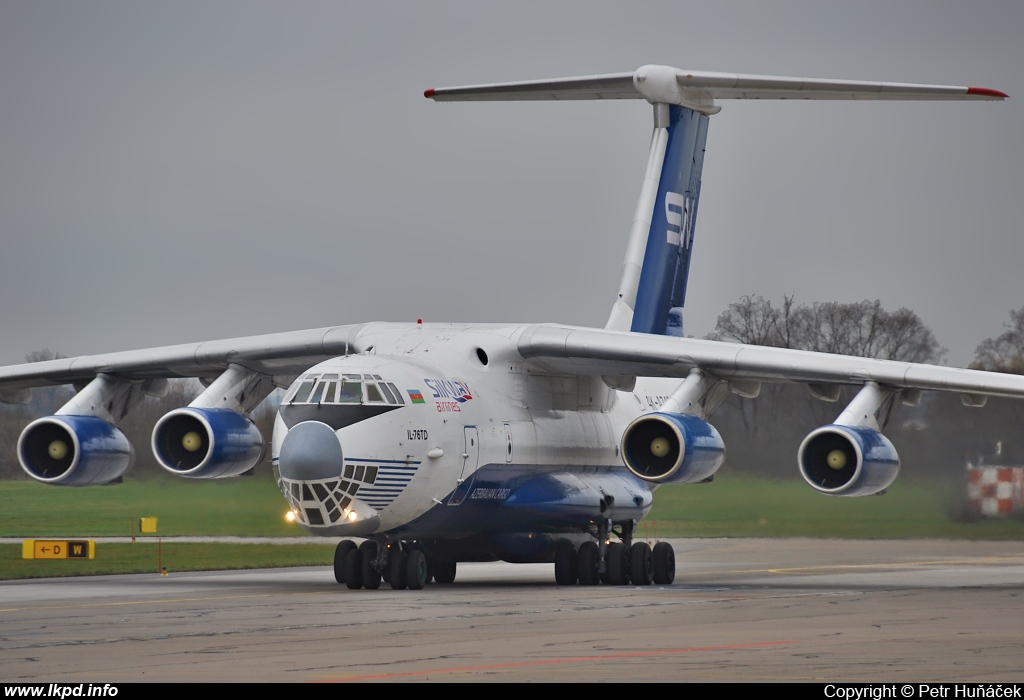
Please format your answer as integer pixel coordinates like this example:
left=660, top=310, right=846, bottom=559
left=967, top=467, right=1024, bottom=516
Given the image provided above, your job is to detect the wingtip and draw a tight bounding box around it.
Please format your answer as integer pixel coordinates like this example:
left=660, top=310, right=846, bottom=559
left=967, top=86, right=1009, bottom=99
left=424, top=88, right=436, bottom=99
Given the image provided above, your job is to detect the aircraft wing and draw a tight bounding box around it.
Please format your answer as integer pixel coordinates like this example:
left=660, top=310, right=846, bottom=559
left=0, top=324, right=366, bottom=396
left=518, top=324, right=1024, bottom=400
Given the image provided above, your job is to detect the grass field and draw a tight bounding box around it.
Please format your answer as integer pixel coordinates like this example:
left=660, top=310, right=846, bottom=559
left=1, top=471, right=1021, bottom=580
left=0, top=474, right=296, bottom=537
left=1, top=542, right=335, bottom=580
left=645, top=473, right=1024, bottom=539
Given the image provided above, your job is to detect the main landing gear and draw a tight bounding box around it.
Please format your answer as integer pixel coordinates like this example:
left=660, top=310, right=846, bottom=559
left=334, top=539, right=455, bottom=590
left=553, top=520, right=675, bottom=586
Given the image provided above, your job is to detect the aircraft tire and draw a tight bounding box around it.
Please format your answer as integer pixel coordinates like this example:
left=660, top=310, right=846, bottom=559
left=652, top=542, right=676, bottom=585
left=360, top=541, right=381, bottom=590
left=577, top=541, right=600, bottom=585
left=389, top=548, right=408, bottom=590
left=433, top=561, right=457, bottom=584
left=630, top=542, right=653, bottom=585
left=334, top=540, right=357, bottom=585
left=406, top=549, right=428, bottom=590
left=343, top=548, right=363, bottom=590
left=409, top=544, right=434, bottom=584
left=605, top=542, right=630, bottom=585
left=553, top=539, right=578, bottom=585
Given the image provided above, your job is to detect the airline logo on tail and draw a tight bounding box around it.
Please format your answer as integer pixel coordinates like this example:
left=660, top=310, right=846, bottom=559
left=665, top=191, right=695, bottom=249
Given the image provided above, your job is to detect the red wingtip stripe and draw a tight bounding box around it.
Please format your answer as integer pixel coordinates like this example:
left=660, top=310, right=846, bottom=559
left=424, top=88, right=436, bottom=98
left=967, top=86, right=1009, bottom=98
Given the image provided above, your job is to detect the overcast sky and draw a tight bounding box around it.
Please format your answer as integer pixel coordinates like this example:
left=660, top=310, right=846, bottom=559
left=0, top=1, right=1020, bottom=367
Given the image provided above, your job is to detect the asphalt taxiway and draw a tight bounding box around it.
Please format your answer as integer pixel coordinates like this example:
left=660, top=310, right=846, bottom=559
left=3, top=538, right=1023, bottom=682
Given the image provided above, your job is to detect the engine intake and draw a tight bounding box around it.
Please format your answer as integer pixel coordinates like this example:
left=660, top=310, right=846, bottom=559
left=620, top=412, right=725, bottom=484
left=798, top=425, right=899, bottom=496
left=18, top=416, right=134, bottom=486
left=152, top=407, right=265, bottom=478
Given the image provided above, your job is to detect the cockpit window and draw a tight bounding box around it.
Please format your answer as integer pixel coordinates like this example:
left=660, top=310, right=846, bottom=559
left=337, top=381, right=362, bottom=404
left=307, top=374, right=337, bottom=404
left=388, top=383, right=405, bottom=404
left=365, top=383, right=385, bottom=403
left=289, top=380, right=316, bottom=404
left=286, top=372, right=401, bottom=406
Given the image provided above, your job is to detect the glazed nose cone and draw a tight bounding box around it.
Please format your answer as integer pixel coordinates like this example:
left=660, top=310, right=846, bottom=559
left=278, top=421, right=343, bottom=481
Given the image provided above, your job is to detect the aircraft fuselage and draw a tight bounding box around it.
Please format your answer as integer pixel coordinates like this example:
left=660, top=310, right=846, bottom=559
left=271, top=323, right=664, bottom=561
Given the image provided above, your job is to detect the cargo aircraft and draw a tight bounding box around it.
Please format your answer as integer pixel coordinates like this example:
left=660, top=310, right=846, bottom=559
left=2, top=65, right=1020, bottom=589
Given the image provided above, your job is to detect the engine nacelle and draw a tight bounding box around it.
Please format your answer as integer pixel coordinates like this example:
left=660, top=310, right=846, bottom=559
left=620, top=412, right=725, bottom=485
left=18, top=416, right=134, bottom=486
left=798, top=425, right=900, bottom=496
left=152, top=407, right=265, bottom=478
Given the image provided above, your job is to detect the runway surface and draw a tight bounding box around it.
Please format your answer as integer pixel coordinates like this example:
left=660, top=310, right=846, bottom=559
left=3, top=538, right=1024, bottom=683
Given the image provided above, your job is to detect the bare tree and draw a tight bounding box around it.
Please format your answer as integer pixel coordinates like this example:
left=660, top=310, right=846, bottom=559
left=709, top=295, right=944, bottom=362
left=707, top=294, right=790, bottom=347
left=0, top=349, right=72, bottom=478
left=972, top=306, right=1024, bottom=374
left=959, top=306, right=1024, bottom=465
left=24, top=349, right=67, bottom=363
left=706, top=295, right=945, bottom=477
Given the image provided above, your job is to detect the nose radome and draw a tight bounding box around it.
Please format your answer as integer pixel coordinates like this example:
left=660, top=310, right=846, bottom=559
left=279, top=421, right=344, bottom=481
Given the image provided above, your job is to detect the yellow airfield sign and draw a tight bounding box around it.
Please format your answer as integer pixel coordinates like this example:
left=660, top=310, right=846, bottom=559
left=22, top=540, right=95, bottom=560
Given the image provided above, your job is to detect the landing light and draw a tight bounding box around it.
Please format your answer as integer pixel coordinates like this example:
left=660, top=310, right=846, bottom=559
left=284, top=510, right=297, bottom=523
left=347, top=511, right=358, bottom=521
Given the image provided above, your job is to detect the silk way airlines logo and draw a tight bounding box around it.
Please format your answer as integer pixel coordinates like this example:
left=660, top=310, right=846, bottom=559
left=665, top=191, right=695, bottom=249
left=423, top=378, right=473, bottom=403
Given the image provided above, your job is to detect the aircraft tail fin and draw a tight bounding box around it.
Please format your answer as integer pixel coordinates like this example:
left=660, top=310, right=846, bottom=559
left=426, top=66, right=1006, bottom=336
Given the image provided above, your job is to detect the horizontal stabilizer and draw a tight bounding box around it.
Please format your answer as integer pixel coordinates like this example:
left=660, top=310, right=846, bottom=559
left=425, top=72, right=637, bottom=102
left=426, top=65, right=1007, bottom=113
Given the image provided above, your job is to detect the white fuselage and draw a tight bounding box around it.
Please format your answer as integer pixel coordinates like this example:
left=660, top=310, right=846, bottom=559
left=271, top=322, right=677, bottom=537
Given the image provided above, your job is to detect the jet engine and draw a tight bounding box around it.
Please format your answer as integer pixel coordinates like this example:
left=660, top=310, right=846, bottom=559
left=798, top=425, right=899, bottom=496
left=18, top=415, right=134, bottom=486
left=152, top=407, right=265, bottom=478
left=620, top=412, right=725, bottom=485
